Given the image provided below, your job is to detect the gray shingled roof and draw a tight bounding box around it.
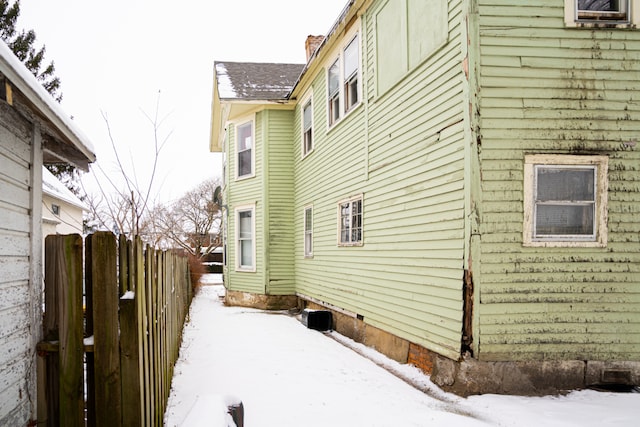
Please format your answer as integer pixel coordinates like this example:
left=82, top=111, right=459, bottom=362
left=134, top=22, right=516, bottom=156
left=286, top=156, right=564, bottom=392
left=215, top=61, right=305, bottom=101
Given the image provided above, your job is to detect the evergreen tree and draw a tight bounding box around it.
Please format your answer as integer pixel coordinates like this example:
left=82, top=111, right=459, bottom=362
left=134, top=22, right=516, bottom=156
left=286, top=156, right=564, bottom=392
left=0, top=0, right=62, bottom=102
left=0, top=0, right=83, bottom=198
left=0, top=0, right=18, bottom=41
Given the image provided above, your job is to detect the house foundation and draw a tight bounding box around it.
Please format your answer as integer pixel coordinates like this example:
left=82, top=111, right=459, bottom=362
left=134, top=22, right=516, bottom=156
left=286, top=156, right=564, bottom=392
left=230, top=292, right=640, bottom=396
left=301, top=296, right=640, bottom=396
left=224, top=290, right=298, bottom=310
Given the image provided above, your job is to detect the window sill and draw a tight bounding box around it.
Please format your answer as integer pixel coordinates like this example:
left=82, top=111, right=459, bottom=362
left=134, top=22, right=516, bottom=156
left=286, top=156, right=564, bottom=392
left=568, top=20, right=634, bottom=29
left=235, top=174, right=255, bottom=182
left=302, top=149, right=314, bottom=160
left=523, top=240, right=606, bottom=248
left=326, top=101, right=363, bottom=134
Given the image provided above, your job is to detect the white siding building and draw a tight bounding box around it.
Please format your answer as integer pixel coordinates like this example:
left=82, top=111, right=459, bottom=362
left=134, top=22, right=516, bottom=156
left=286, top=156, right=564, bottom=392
left=0, top=40, right=95, bottom=425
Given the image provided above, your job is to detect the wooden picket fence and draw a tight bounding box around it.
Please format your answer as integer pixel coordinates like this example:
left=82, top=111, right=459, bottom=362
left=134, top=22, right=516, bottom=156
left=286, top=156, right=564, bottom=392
left=37, top=231, right=193, bottom=427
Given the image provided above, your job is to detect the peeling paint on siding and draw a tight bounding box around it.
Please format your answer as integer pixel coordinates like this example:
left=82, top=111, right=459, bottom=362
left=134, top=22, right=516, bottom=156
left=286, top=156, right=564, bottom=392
left=476, top=0, right=640, bottom=362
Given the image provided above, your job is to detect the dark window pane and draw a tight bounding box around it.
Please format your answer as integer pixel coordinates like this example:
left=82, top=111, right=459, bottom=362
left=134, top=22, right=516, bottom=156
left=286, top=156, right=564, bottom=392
left=305, top=208, right=312, bottom=230
left=238, top=150, right=252, bottom=176
left=353, top=200, right=362, bottom=214
left=537, top=168, right=594, bottom=201
left=330, top=95, right=340, bottom=124
left=536, top=204, right=594, bottom=235
left=304, top=129, right=312, bottom=154
left=345, top=77, right=358, bottom=112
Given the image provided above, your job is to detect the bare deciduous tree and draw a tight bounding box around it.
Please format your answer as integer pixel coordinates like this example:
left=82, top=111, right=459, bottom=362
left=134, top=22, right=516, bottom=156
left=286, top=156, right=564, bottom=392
left=84, top=92, right=170, bottom=239
left=155, top=179, right=222, bottom=258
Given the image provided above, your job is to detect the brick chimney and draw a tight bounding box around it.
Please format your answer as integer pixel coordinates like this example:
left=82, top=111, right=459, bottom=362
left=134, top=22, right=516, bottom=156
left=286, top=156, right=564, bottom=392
left=305, top=35, right=325, bottom=61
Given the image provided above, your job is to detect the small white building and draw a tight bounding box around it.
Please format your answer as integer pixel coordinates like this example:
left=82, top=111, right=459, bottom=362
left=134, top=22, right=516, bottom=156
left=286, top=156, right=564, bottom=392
left=42, top=166, right=87, bottom=236
left=0, top=39, right=95, bottom=425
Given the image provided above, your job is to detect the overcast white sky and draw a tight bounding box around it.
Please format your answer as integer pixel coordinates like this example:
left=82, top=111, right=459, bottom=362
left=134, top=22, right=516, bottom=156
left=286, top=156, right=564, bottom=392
left=17, top=0, right=347, bottom=203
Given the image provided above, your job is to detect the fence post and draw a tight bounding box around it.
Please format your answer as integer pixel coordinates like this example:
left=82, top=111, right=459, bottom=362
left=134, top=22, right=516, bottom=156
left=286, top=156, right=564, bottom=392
left=145, top=244, right=157, bottom=425
left=154, top=250, right=163, bottom=423
left=119, top=237, right=142, bottom=427
left=85, top=234, right=95, bottom=427
left=88, top=232, right=122, bottom=427
left=42, top=234, right=84, bottom=427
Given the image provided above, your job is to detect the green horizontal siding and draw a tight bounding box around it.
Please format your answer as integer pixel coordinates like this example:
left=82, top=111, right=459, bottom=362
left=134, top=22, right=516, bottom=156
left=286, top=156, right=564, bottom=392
left=476, top=0, right=640, bottom=361
left=225, top=116, right=265, bottom=295
left=292, top=0, right=467, bottom=360
left=265, top=110, right=296, bottom=295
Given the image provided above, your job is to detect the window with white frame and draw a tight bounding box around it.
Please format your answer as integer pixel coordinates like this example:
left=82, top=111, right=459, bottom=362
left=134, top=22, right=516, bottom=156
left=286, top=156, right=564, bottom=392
left=327, top=33, right=360, bottom=127
left=343, top=35, right=359, bottom=113
left=524, top=155, right=608, bottom=247
left=338, top=196, right=363, bottom=246
left=236, top=205, right=255, bottom=270
left=328, top=59, right=340, bottom=126
left=565, top=0, right=637, bottom=25
left=302, top=98, right=313, bottom=157
left=304, top=206, right=313, bottom=257
left=236, top=121, right=253, bottom=179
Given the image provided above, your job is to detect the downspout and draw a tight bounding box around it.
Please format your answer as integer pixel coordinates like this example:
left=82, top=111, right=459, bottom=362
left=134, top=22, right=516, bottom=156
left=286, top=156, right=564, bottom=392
left=261, top=111, right=270, bottom=295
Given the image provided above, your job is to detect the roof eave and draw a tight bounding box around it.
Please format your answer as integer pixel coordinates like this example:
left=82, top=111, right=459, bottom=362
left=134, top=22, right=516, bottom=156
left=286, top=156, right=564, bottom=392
left=209, top=75, right=224, bottom=153
left=0, top=41, right=96, bottom=171
left=210, top=94, right=295, bottom=153
left=290, top=0, right=369, bottom=98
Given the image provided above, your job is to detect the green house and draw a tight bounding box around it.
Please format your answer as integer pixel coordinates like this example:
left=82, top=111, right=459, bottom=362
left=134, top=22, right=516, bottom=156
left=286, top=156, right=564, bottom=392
left=209, top=0, right=640, bottom=395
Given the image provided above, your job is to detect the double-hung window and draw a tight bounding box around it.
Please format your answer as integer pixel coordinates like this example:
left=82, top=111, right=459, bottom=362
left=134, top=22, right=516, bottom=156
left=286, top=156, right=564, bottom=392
left=302, top=98, right=313, bottom=157
left=327, top=33, right=360, bottom=127
left=524, top=155, right=608, bottom=247
left=236, top=205, right=255, bottom=271
left=338, top=195, right=363, bottom=246
left=236, top=121, right=253, bottom=179
left=304, top=206, right=313, bottom=257
left=328, top=60, right=340, bottom=126
left=343, top=35, right=359, bottom=113
left=566, top=0, right=636, bottom=25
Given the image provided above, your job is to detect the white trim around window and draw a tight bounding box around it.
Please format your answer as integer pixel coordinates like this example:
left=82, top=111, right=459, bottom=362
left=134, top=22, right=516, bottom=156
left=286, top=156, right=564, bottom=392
left=565, top=0, right=639, bottom=27
left=326, top=30, right=361, bottom=129
left=304, top=205, right=313, bottom=258
left=301, top=94, right=314, bottom=158
left=235, top=118, right=255, bottom=180
left=337, top=194, right=363, bottom=247
left=235, top=204, right=256, bottom=271
left=523, top=154, right=608, bottom=248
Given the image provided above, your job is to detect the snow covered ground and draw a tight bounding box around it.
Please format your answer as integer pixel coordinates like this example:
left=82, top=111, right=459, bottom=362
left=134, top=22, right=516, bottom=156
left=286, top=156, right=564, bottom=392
left=165, top=274, right=639, bottom=426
